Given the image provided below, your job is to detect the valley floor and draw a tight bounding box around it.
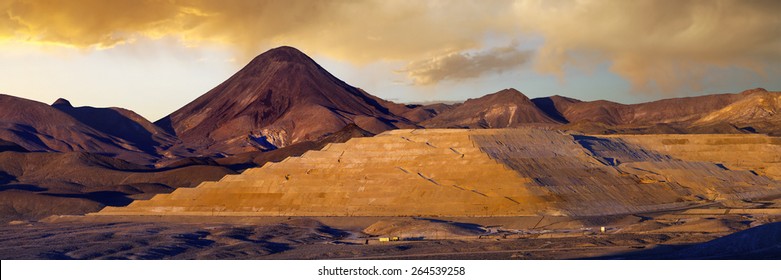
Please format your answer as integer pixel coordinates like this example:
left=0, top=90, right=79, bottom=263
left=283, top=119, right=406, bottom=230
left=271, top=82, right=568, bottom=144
left=2, top=200, right=779, bottom=260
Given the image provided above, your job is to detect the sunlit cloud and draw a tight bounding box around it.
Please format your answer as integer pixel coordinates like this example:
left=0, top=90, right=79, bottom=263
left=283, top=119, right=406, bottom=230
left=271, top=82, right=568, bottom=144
left=0, top=0, right=517, bottom=61
left=3, top=0, right=182, bottom=48
left=514, top=0, right=781, bottom=92
left=401, top=44, right=532, bottom=85
left=1, top=0, right=779, bottom=93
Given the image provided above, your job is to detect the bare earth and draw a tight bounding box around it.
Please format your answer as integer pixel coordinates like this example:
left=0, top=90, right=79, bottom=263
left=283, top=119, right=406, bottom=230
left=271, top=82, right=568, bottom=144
left=2, top=46, right=780, bottom=261
left=2, top=129, right=780, bottom=259
left=2, top=199, right=779, bottom=260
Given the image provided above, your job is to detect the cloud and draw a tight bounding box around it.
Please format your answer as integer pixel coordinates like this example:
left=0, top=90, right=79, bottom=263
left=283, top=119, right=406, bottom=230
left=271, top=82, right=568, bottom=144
left=514, top=0, right=781, bottom=92
left=0, top=0, right=519, bottom=62
left=2, top=0, right=183, bottom=47
left=402, top=44, right=532, bottom=85
left=1, top=0, right=779, bottom=92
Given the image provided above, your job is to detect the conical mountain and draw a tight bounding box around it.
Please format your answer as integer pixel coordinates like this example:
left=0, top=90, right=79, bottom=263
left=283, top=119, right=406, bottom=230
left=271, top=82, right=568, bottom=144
left=156, top=46, right=414, bottom=155
left=422, top=88, right=561, bottom=128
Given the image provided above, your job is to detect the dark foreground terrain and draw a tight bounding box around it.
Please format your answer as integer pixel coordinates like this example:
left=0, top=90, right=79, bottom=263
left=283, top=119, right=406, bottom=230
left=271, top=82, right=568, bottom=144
left=2, top=203, right=779, bottom=260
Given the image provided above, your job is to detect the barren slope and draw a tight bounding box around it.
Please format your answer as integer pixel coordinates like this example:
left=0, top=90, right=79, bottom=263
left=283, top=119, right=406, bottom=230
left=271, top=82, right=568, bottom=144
left=97, top=128, right=781, bottom=217
left=612, top=134, right=781, bottom=180
left=694, top=89, right=781, bottom=135
left=422, top=89, right=560, bottom=128
left=532, top=89, right=774, bottom=134
left=156, top=46, right=415, bottom=155
left=0, top=150, right=235, bottom=222
left=52, top=98, right=176, bottom=157
left=0, top=94, right=159, bottom=163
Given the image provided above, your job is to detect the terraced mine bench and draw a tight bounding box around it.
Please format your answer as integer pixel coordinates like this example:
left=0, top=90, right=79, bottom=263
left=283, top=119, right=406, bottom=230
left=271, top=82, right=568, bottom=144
left=95, top=128, right=781, bottom=218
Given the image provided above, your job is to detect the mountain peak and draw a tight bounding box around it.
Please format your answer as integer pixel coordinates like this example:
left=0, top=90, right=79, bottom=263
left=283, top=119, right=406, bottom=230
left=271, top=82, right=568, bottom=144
left=422, top=88, right=560, bottom=128
left=483, top=88, right=530, bottom=102
left=251, top=46, right=313, bottom=64
left=52, top=98, right=72, bottom=108
left=496, top=88, right=522, bottom=95
left=549, top=95, right=582, bottom=103
left=231, top=46, right=322, bottom=80
left=740, top=88, right=769, bottom=96
left=156, top=45, right=414, bottom=154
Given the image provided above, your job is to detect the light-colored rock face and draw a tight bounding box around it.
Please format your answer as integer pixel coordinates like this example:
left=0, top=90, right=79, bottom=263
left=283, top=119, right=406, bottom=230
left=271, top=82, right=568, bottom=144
left=609, top=134, right=781, bottom=181
left=696, top=92, right=780, bottom=124
left=99, top=129, right=546, bottom=216
left=96, top=129, right=781, bottom=217
left=692, top=91, right=781, bottom=135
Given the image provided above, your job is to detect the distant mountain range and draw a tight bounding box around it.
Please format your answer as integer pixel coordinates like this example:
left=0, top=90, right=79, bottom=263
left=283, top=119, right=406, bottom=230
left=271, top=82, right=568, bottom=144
left=0, top=45, right=779, bottom=222
left=1, top=46, right=779, bottom=164
left=0, top=94, right=169, bottom=164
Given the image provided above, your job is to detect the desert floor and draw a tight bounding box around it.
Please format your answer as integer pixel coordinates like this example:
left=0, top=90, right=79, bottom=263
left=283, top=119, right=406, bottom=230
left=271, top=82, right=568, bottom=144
left=2, top=196, right=779, bottom=260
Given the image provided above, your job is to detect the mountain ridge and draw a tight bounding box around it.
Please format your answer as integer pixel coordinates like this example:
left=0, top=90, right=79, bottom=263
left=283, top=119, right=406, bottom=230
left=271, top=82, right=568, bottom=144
left=1, top=46, right=779, bottom=165
left=422, top=88, right=562, bottom=128
left=0, top=94, right=161, bottom=163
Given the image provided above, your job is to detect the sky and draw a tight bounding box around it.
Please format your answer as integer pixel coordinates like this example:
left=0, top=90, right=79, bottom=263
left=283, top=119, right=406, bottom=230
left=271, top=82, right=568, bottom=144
left=1, top=0, right=780, bottom=121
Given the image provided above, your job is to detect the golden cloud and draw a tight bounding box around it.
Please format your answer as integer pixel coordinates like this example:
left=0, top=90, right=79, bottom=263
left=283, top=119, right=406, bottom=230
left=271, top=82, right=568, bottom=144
left=2, top=0, right=182, bottom=47
left=1, top=0, right=779, bottom=92
left=1, top=0, right=517, bottom=60
left=515, top=0, right=781, bottom=92
left=402, top=44, right=532, bottom=85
